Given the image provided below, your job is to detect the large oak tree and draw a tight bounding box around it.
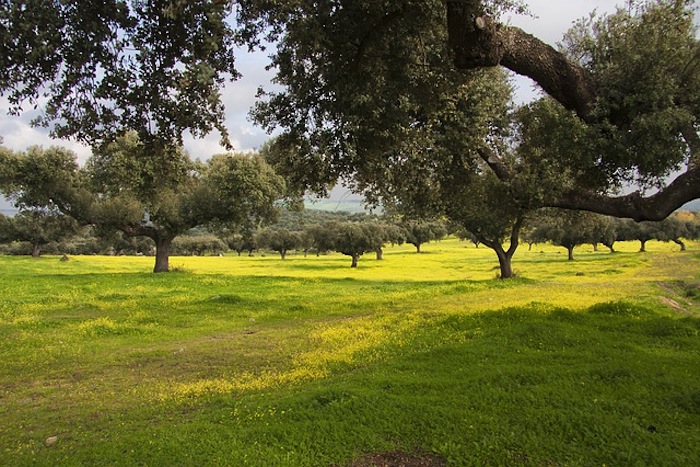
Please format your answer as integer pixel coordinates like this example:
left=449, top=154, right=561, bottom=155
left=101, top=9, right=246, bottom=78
left=242, top=0, right=700, bottom=221
left=3, top=1, right=699, bottom=222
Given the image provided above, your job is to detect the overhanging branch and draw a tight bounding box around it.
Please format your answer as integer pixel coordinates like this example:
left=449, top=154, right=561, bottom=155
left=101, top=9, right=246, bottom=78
left=445, top=2, right=598, bottom=122
left=550, top=167, right=700, bottom=221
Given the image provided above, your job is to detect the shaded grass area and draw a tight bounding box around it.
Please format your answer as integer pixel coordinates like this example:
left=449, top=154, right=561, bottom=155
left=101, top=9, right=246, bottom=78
left=0, top=239, right=698, bottom=465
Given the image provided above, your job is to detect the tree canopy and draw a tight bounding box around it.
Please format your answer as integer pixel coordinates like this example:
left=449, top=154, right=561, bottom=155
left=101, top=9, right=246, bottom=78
left=245, top=0, right=700, bottom=221
left=0, top=0, right=238, bottom=149
left=83, top=134, right=284, bottom=271
left=2, top=0, right=700, bottom=224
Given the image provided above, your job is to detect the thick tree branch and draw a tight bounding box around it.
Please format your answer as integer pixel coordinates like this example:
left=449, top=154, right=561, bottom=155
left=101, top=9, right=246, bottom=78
left=446, top=2, right=597, bottom=121
left=477, top=146, right=511, bottom=180
left=477, top=145, right=700, bottom=221
left=550, top=166, right=700, bottom=221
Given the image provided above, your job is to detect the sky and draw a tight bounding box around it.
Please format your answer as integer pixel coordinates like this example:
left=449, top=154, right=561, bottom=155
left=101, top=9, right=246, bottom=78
left=0, top=1, right=635, bottom=211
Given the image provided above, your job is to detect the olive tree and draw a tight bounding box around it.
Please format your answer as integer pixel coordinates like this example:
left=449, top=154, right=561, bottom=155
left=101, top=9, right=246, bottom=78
left=84, top=134, right=285, bottom=272
left=240, top=0, right=700, bottom=221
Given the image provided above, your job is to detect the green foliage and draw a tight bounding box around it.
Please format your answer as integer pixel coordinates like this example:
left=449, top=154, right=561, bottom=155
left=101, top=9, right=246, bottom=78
left=171, top=235, right=227, bottom=256
left=0, top=145, right=80, bottom=211
left=0, top=0, right=238, bottom=148
left=559, top=0, right=700, bottom=185
left=5, top=210, right=79, bottom=256
left=527, top=209, right=601, bottom=259
left=82, top=134, right=285, bottom=271
left=256, top=228, right=303, bottom=259
left=402, top=219, right=446, bottom=253
left=308, top=221, right=387, bottom=267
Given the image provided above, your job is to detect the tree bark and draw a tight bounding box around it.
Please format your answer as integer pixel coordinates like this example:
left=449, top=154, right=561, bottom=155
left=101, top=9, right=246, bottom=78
left=550, top=167, right=700, bottom=221
left=351, top=253, right=359, bottom=268
left=31, top=242, right=41, bottom=258
left=415, top=243, right=421, bottom=253
left=493, top=245, right=515, bottom=279
left=446, top=4, right=597, bottom=121
left=567, top=246, right=575, bottom=261
left=280, top=250, right=287, bottom=260
left=376, top=248, right=384, bottom=260
left=639, top=240, right=647, bottom=253
left=153, top=235, right=173, bottom=273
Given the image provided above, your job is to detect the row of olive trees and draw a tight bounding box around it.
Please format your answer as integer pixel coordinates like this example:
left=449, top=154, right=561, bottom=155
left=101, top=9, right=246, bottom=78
left=522, top=210, right=700, bottom=261
left=239, top=219, right=447, bottom=267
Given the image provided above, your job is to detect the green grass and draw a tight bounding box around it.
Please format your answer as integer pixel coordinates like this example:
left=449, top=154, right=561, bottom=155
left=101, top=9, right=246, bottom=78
left=0, top=238, right=699, bottom=465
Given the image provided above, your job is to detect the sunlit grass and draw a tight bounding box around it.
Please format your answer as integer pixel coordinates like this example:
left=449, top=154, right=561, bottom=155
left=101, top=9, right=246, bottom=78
left=0, top=238, right=698, bottom=465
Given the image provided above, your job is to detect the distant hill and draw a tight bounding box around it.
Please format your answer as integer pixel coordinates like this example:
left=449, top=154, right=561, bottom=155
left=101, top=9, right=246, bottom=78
left=305, top=185, right=374, bottom=214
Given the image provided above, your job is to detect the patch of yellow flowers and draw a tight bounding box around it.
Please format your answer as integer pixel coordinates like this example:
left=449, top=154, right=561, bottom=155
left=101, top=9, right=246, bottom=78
left=161, top=310, right=436, bottom=401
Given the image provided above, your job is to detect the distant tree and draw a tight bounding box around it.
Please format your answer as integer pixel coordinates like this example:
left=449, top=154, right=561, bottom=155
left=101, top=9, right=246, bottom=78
left=316, top=221, right=386, bottom=267
left=654, top=216, right=691, bottom=251
left=171, top=235, right=228, bottom=256
left=589, top=214, right=618, bottom=253
left=444, top=172, right=528, bottom=278
left=0, top=146, right=81, bottom=213
left=372, top=223, right=406, bottom=260
left=5, top=209, right=79, bottom=257
left=224, top=230, right=258, bottom=257
left=529, top=209, right=598, bottom=261
left=256, top=228, right=303, bottom=260
left=454, top=227, right=481, bottom=248
left=616, top=219, right=659, bottom=253
left=402, top=220, right=447, bottom=253
left=0, top=136, right=282, bottom=270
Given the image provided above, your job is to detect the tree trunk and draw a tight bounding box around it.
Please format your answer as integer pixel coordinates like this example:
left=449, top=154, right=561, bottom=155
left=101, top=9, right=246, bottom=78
left=673, top=239, right=686, bottom=251
left=604, top=242, right=616, bottom=253
left=494, top=245, right=515, bottom=279
left=415, top=243, right=421, bottom=253
left=479, top=215, right=523, bottom=280
left=280, top=250, right=287, bottom=260
left=31, top=242, right=41, bottom=258
left=153, top=236, right=173, bottom=273
left=592, top=242, right=598, bottom=252
left=376, top=248, right=383, bottom=260
left=350, top=254, right=359, bottom=268
left=639, top=240, right=647, bottom=253
left=567, top=246, right=575, bottom=261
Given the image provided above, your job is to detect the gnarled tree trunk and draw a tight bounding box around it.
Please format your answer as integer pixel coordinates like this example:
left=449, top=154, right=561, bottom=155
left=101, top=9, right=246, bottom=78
left=479, top=216, right=523, bottom=279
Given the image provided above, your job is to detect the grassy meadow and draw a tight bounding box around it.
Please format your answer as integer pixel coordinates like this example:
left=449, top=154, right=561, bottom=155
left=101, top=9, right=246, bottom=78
left=0, top=238, right=699, bottom=466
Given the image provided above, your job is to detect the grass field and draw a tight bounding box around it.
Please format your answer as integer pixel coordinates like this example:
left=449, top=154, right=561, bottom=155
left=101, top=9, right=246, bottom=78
left=0, top=238, right=699, bottom=466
